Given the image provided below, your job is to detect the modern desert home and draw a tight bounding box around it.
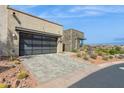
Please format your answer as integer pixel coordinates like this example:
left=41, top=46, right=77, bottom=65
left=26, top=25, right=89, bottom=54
left=63, top=29, right=85, bottom=51
left=0, top=6, right=63, bottom=56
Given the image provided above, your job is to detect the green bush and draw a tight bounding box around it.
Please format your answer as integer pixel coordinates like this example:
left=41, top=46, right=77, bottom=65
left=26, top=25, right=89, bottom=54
left=109, top=48, right=119, bottom=55
left=108, top=47, right=124, bottom=55
left=0, top=83, right=8, bottom=88
left=95, top=48, right=109, bottom=55
left=109, top=49, right=115, bottom=55
left=17, top=70, right=28, bottom=79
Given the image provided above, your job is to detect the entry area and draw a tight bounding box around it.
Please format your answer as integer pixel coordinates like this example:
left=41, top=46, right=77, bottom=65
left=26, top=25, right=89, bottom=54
left=19, top=32, right=57, bottom=56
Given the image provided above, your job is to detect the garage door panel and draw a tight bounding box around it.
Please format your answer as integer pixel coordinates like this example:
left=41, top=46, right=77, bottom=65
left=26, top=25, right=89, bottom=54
left=50, top=49, right=57, bottom=53
left=24, top=45, right=32, bottom=50
left=19, top=32, right=57, bottom=56
left=33, top=47, right=42, bottom=50
left=42, top=49, right=50, bottom=54
left=32, top=49, right=42, bottom=55
left=23, top=50, right=32, bottom=55
left=33, top=40, right=42, bottom=44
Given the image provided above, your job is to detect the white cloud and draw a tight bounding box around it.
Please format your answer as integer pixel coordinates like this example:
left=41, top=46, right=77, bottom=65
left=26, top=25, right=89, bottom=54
left=11, top=5, right=124, bottom=19
left=84, top=10, right=103, bottom=16
left=39, top=6, right=104, bottom=18
left=69, top=5, right=124, bottom=14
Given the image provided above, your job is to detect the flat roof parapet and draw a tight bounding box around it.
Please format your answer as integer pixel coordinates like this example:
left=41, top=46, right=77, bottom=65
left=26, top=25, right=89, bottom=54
left=7, top=7, right=63, bottom=27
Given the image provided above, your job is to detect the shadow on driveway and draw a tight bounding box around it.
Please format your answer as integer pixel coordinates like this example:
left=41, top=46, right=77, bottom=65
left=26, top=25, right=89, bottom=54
left=69, top=63, right=124, bottom=88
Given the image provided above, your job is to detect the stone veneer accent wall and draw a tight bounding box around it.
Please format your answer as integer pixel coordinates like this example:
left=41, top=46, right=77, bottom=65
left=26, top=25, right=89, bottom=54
left=63, top=29, right=84, bottom=51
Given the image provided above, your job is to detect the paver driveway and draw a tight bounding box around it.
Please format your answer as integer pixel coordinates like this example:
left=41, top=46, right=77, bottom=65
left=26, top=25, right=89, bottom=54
left=20, top=53, right=93, bottom=84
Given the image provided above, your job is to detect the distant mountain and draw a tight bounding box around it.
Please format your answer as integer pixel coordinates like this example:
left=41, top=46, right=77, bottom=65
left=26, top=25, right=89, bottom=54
left=86, top=42, right=124, bottom=46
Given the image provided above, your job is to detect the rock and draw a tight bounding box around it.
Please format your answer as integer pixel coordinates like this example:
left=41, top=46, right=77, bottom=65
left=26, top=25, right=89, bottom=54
left=8, top=73, right=16, bottom=78
left=11, top=64, right=16, bottom=68
left=22, top=78, right=26, bottom=81
left=7, top=64, right=16, bottom=68
left=6, top=81, right=11, bottom=85
left=17, top=85, right=22, bottom=88
left=117, top=54, right=124, bottom=59
left=12, top=79, right=20, bottom=88
left=0, top=78, right=5, bottom=83
left=7, top=84, right=11, bottom=88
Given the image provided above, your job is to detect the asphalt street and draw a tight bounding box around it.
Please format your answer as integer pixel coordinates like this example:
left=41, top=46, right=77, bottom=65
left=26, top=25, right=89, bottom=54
left=69, top=63, right=124, bottom=88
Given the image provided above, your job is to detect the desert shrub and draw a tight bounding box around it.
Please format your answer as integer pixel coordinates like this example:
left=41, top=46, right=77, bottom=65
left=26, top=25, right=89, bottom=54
left=17, top=70, right=28, bottom=79
left=90, top=54, right=97, bottom=59
left=9, top=56, right=17, bottom=61
left=102, top=56, right=109, bottom=61
left=115, top=46, right=121, bottom=51
left=83, top=56, right=89, bottom=60
left=109, top=48, right=118, bottom=55
left=117, top=50, right=124, bottom=54
left=76, top=53, right=81, bottom=57
left=95, top=48, right=109, bottom=55
left=14, top=60, right=21, bottom=64
left=97, top=52, right=103, bottom=56
left=0, top=83, right=8, bottom=88
left=82, top=45, right=88, bottom=51
left=109, top=55, right=113, bottom=59
left=71, top=49, right=77, bottom=52
left=108, top=46, right=124, bottom=55
left=8, top=56, right=20, bottom=62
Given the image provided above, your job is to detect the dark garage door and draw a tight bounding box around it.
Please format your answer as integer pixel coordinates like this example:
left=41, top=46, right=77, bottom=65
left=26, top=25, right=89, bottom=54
left=19, top=32, right=57, bottom=56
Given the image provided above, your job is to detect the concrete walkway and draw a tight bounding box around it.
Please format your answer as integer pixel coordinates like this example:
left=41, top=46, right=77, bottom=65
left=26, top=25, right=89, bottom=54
left=20, top=53, right=96, bottom=87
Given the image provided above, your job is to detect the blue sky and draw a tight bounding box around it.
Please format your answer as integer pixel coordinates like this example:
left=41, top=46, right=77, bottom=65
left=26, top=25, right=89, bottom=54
left=11, top=5, right=124, bottom=45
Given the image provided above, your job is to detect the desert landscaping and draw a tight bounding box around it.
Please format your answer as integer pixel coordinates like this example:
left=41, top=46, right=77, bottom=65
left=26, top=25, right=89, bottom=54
left=0, top=57, right=37, bottom=88
left=1, top=45, right=124, bottom=88
left=72, top=45, right=124, bottom=64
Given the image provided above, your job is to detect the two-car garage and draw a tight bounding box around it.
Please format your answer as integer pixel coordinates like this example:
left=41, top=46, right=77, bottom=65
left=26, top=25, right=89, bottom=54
left=19, top=31, right=58, bottom=56
left=0, top=6, right=63, bottom=57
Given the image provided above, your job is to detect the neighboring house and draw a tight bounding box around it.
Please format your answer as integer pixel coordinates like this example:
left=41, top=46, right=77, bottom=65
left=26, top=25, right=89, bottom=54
left=63, top=29, right=85, bottom=51
left=0, top=6, right=63, bottom=56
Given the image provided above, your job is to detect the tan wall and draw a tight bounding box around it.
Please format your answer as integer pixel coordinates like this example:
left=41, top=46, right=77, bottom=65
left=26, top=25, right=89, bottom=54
left=7, top=8, right=63, bottom=56
left=0, top=5, right=8, bottom=56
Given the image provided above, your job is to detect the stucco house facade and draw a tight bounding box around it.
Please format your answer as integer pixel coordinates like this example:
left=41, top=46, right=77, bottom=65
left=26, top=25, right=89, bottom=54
left=63, top=29, right=85, bottom=51
left=0, top=6, right=63, bottom=56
